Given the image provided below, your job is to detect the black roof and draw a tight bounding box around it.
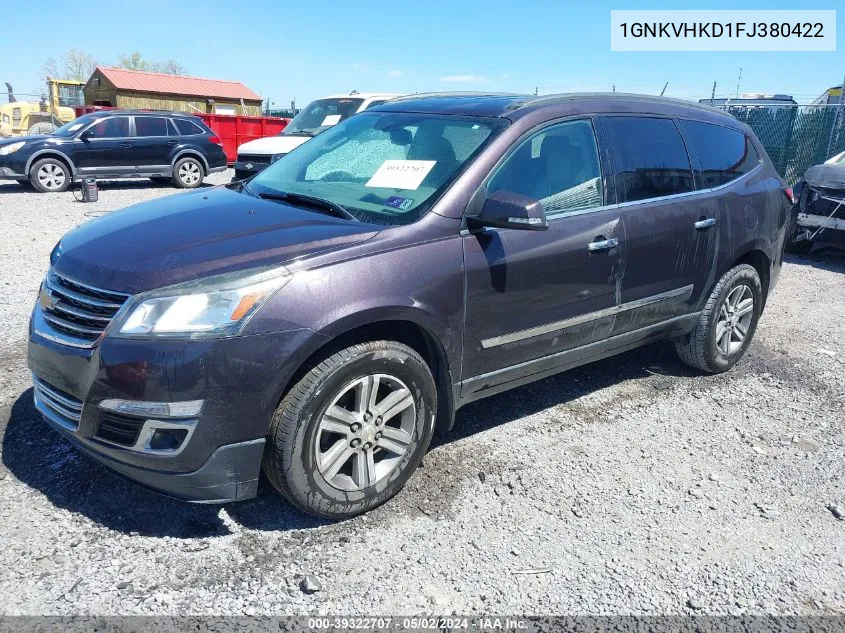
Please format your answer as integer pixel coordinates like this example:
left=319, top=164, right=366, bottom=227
left=377, top=92, right=741, bottom=127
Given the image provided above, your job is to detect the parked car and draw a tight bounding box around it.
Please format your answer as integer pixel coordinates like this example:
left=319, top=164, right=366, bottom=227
left=786, top=160, right=845, bottom=254
left=232, top=92, right=402, bottom=180
left=824, top=149, right=845, bottom=165
left=0, top=110, right=227, bottom=192
left=28, top=93, right=789, bottom=518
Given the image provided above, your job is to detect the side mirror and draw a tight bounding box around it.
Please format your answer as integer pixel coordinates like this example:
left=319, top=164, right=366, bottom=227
left=79, top=129, right=92, bottom=141
left=478, top=190, right=548, bottom=231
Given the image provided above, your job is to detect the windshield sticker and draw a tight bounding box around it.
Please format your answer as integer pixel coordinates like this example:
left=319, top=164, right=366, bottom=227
left=385, top=196, right=414, bottom=210
left=320, top=114, right=342, bottom=127
left=365, top=160, right=436, bottom=190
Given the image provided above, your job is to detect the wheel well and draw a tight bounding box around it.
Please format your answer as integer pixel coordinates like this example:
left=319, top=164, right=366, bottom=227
left=174, top=152, right=207, bottom=174
left=284, top=320, right=455, bottom=433
left=731, top=250, right=771, bottom=304
left=29, top=153, right=74, bottom=177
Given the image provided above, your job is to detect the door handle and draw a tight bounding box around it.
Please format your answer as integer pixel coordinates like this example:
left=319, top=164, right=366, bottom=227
left=167, top=140, right=178, bottom=146
left=119, top=142, right=132, bottom=148
left=694, top=217, right=717, bottom=230
left=587, top=236, right=619, bottom=252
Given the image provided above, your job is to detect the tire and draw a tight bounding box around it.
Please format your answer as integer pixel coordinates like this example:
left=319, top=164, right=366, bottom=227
left=675, top=264, right=763, bottom=374
left=785, top=239, right=813, bottom=255
left=29, top=158, right=70, bottom=193
left=263, top=340, right=437, bottom=519
left=171, top=157, right=204, bottom=188
left=149, top=176, right=171, bottom=186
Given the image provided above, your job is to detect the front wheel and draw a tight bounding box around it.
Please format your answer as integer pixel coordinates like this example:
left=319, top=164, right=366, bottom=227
left=263, top=340, right=437, bottom=519
left=172, top=157, right=204, bottom=188
left=675, top=264, right=763, bottom=373
left=29, top=158, right=70, bottom=193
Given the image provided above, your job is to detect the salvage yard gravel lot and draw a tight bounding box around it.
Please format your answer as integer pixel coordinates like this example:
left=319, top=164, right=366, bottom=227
left=0, top=171, right=844, bottom=616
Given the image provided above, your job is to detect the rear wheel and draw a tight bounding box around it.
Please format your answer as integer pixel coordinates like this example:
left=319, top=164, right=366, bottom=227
left=263, top=340, right=437, bottom=519
left=29, top=158, right=70, bottom=193
left=172, top=157, right=204, bottom=188
left=675, top=264, right=762, bottom=373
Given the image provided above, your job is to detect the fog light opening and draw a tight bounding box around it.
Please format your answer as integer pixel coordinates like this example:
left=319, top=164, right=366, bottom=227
left=149, top=427, right=189, bottom=451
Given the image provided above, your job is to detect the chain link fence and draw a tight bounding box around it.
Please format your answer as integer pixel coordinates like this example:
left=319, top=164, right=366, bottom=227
left=711, top=104, right=845, bottom=184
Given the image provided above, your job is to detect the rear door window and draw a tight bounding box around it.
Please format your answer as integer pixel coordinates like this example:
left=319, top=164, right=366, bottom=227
left=679, top=120, right=760, bottom=188
left=174, top=119, right=205, bottom=136
left=134, top=117, right=168, bottom=137
left=602, top=116, right=694, bottom=203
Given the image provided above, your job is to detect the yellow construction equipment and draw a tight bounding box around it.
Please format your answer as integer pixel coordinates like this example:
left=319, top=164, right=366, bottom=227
left=0, top=79, right=85, bottom=137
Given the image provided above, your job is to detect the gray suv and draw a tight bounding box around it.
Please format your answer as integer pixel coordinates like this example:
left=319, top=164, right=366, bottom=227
left=28, top=93, right=789, bottom=518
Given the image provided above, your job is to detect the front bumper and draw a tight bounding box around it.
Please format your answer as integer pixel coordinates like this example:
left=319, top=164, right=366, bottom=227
left=232, top=156, right=277, bottom=181
left=28, top=308, right=324, bottom=502
left=0, top=166, right=26, bottom=180
left=46, top=417, right=265, bottom=503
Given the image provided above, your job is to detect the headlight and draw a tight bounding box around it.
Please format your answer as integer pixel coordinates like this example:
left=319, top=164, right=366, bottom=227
left=49, top=241, right=63, bottom=265
left=0, top=141, right=25, bottom=156
left=270, top=153, right=286, bottom=163
left=112, top=265, right=292, bottom=339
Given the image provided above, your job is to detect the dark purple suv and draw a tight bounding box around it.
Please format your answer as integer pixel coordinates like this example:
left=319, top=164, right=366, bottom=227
left=28, top=93, right=790, bottom=518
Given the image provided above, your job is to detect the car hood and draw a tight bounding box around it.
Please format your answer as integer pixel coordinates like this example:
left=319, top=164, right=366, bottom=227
left=0, top=134, right=51, bottom=146
left=237, top=135, right=310, bottom=156
left=53, top=186, right=380, bottom=294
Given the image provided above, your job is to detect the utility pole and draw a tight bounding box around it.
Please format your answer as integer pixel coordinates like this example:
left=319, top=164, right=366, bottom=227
left=710, top=81, right=717, bottom=106
left=660, top=82, right=669, bottom=96
left=735, top=67, right=742, bottom=99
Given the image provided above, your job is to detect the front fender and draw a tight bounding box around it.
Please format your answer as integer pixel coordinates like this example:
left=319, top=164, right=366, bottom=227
left=243, top=232, right=466, bottom=383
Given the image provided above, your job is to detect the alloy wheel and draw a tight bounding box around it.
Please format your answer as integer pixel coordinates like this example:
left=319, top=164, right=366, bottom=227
left=315, top=373, right=416, bottom=491
left=178, top=162, right=201, bottom=185
left=715, top=284, right=754, bottom=355
left=37, top=164, right=66, bottom=190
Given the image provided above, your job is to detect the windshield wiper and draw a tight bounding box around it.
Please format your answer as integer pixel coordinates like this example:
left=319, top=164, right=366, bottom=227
left=257, top=191, right=358, bottom=221
left=284, top=131, right=317, bottom=137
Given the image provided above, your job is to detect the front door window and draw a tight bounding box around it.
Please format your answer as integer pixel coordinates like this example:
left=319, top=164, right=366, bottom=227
left=488, top=119, right=604, bottom=215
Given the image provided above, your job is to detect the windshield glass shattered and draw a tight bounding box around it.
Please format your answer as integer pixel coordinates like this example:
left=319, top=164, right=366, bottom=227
left=250, top=111, right=506, bottom=225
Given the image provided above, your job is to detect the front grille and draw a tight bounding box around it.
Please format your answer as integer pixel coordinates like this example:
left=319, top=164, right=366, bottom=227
left=33, top=375, right=83, bottom=431
left=41, top=272, right=130, bottom=346
left=237, top=153, right=271, bottom=165
left=97, top=411, right=144, bottom=447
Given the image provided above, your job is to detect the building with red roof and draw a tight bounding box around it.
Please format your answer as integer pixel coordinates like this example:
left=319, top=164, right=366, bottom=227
left=84, top=67, right=263, bottom=116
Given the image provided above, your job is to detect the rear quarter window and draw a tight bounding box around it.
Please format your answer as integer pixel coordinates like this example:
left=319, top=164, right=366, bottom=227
left=602, top=116, right=695, bottom=203
left=174, top=119, right=206, bottom=136
left=679, top=120, right=761, bottom=188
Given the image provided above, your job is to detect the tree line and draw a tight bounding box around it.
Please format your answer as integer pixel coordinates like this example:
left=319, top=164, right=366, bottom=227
left=43, top=49, right=188, bottom=82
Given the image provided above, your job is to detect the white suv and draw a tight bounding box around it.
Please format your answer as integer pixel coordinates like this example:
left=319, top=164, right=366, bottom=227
left=233, top=92, right=402, bottom=180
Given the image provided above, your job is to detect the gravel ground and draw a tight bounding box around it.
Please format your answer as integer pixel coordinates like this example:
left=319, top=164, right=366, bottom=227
left=0, top=172, right=844, bottom=616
